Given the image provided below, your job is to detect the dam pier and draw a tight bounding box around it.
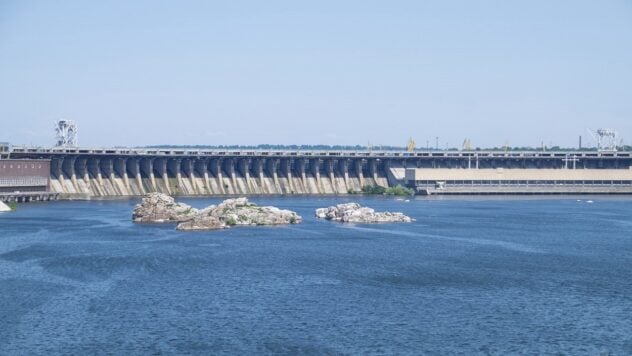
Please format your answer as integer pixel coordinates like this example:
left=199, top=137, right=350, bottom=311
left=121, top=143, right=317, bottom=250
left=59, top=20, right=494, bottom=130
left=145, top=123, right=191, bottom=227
left=3, top=146, right=632, bottom=198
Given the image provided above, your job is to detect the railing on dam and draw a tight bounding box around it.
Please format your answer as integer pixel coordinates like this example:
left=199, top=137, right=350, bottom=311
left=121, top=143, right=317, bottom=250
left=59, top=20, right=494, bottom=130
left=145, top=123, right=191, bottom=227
left=11, top=147, right=632, bottom=172
left=8, top=146, right=632, bottom=159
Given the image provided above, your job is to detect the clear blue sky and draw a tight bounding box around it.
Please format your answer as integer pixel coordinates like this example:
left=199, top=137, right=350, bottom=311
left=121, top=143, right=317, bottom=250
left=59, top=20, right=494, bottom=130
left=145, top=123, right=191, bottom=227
left=1, top=1, right=631, bottom=148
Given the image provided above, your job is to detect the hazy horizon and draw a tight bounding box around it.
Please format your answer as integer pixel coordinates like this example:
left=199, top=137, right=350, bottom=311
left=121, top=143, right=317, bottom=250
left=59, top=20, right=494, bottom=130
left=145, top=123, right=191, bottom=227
left=1, top=1, right=631, bottom=148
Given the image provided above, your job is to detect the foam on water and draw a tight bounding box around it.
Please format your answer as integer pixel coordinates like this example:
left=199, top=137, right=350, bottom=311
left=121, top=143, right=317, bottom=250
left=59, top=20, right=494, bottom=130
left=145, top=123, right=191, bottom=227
left=342, top=225, right=545, bottom=253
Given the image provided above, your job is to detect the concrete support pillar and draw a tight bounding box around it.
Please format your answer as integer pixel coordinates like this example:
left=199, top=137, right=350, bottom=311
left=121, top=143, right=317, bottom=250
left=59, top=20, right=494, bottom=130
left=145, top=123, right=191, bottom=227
left=384, top=160, right=391, bottom=177
left=98, top=158, right=111, bottom=179
left=255, top=159, right=265, bottom=193
left=181, top=158, right=192, bottom=178
left=125, top=157, right=145, bottom=194
left=296, top=158, right=307, bottom=188
left=165, top=158, right=179, bottom=193
left=183, top=158, right=196, bottom=193
left=174, top=159, right=183, bottom=194
left=86, top=158, right=97, bottom=178
left=267, top=158, right=279, bottom=190
left=126, top=157, right=138, bottom=177
left=168, top=159, right=181, bottom=181
left=211, top=159, right=225, bottom=194
left=51, top=158, right=63, bottom=179
left=355, top=159, right=364, bottom=188
left=155, top=158, right=169, bottom=194
left=113, top=158, right=125, bottom=178
left=282, top=159, right=293, bottom=193
left=340, top=159, right=349, bottom=188
left=196, top=159, right=211, bottom=194
left=225, top=158, right=236, bottom=191
left=238, top=158, right=252, bottom=192
left=310, top=159, right=321, bottom=190
left=326, top=160, right=335, bottom=191
left=75, top=157, right=89, bottom=182
left=91, top=158, right=103, bottom=187
left=220, top=158, right=237, bottom=194
left=369, top=159, right=378, bottom=181
left=63, top=156, right=77, bottom=187
left=58, top=157, right=68, bottom=188
left=114, top=158, right=130, bottom=192
left=140, top=158, right=154, bottom=192
left=237, top=158, right=249, bottom=177
left=102, top=158, right=116, bottom=194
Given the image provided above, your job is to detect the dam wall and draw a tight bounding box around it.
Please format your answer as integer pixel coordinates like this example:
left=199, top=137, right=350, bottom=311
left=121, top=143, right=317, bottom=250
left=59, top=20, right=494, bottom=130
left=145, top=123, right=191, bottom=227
left=8, top=147, right=632, bottom=197
left=40, top=155, right=389, bottom=197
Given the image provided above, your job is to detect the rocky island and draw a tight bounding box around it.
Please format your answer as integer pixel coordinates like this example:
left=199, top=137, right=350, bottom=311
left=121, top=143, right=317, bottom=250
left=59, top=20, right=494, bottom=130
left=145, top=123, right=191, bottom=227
left=133, top=193, right=301, bottom=231
left=315, top=202, right=413, bottom=223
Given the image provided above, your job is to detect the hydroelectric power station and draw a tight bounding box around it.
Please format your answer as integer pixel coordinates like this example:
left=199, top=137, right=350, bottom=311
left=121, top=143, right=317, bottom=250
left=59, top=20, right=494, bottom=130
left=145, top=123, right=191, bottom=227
left=2, top=121, right=632, bottom=200
left=2, top=145, right=632, bottom=199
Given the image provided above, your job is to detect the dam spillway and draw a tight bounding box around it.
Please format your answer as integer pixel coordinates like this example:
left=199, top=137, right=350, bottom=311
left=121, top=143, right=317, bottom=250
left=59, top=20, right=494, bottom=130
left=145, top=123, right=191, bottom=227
left=8, top=147, right=394, bottom=197
left=6, top=147, right=632, bottom=197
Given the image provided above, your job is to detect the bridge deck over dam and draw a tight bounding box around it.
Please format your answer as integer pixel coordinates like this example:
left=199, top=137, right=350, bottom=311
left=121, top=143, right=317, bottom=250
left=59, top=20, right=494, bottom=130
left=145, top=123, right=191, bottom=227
left=6, top=146, right=632, bottom=197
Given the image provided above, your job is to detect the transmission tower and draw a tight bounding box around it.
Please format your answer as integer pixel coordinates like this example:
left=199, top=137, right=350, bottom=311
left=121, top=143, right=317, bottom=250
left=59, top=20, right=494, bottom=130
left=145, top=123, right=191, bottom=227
left=462, top=138, right=472, bottom=151
left=596, top=129, right=618, bottom=151
left=55, top=120, right=78, bottom=147
left=587, top=128, right=618, bottom=152
left=406, top=137, right=416, bottom=152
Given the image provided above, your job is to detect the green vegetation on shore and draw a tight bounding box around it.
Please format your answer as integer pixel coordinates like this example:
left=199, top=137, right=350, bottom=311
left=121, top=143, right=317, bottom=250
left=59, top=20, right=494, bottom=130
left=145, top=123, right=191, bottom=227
left=360, top=185, right=386, bottom=195
left=7, top=202, right=17, bottom=211
left=384, top=185, right=415, bottom=196
left=349, top=185, right=414, bottom=196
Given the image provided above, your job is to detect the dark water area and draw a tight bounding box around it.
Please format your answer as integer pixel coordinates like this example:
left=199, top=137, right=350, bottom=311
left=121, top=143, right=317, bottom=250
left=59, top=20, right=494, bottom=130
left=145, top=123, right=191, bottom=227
left=1, top=196, right=632, bottom=355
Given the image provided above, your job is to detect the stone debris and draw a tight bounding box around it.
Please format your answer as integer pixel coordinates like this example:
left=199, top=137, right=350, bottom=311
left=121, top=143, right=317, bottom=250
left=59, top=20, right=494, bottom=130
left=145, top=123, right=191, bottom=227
left=315, top=202, right=413, bottom=223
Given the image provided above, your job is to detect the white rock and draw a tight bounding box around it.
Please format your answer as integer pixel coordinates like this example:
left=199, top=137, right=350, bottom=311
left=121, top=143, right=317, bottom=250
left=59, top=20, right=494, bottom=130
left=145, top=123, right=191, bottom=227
left=315, top=202, right=413, bottom=223
left=133, top=194, right=302, bottom=231
left=132, top=192, right=198, bottom=223
left=176, top=197, right=302, bottom=231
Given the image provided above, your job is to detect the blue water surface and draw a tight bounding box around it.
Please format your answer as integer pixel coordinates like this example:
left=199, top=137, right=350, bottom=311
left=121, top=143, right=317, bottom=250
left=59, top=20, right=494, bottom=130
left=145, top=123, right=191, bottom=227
left=1, top=196, right=632, bottom=355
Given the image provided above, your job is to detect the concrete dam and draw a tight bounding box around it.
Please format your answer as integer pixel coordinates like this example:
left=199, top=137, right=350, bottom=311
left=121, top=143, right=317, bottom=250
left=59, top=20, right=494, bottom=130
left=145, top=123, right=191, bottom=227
left=6, top=147, right=632, bottom=197
left=9, top=147, right=393, bottom=197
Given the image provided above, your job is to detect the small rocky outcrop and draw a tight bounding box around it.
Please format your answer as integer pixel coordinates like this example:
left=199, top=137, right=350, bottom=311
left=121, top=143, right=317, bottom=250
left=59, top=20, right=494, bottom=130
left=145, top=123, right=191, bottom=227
left=176, top=197, right=302, bottom=231
left=132, top=193, right=198, bottom=223
left=315, top=202, right=413, bottom=223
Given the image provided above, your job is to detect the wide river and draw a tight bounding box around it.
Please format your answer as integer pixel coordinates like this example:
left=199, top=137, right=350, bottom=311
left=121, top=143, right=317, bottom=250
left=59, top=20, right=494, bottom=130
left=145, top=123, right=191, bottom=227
left=1, top=196, right=631, bottom=355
